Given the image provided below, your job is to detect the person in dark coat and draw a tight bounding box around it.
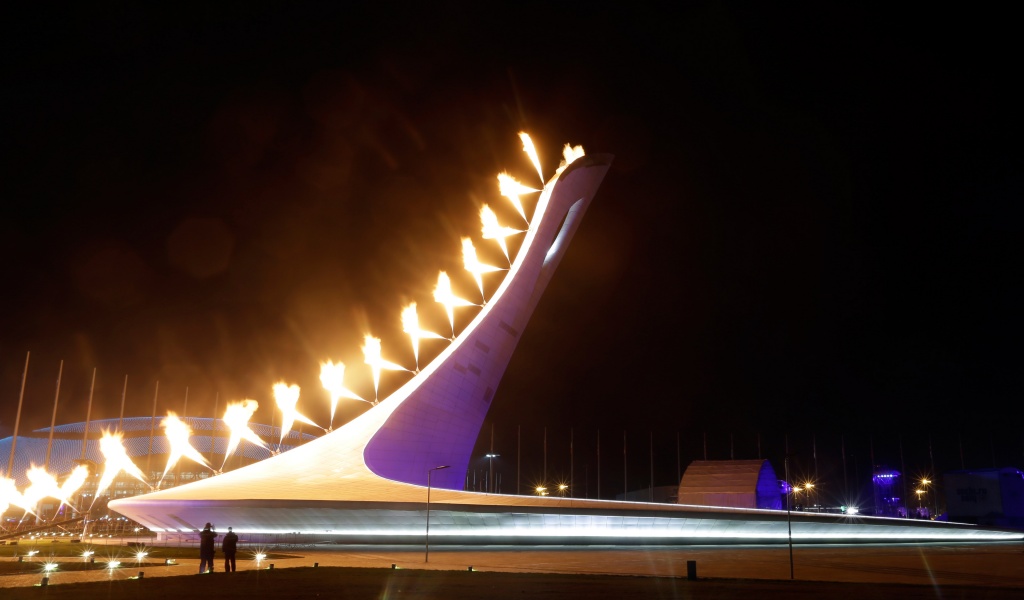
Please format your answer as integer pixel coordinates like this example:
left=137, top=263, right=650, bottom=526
left=222, top=526, right=239, bottom=572
left=199, top=522, right=218, bottom=573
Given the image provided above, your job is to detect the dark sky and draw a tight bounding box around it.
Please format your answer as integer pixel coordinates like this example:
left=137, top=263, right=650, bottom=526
left=3, top=4, right=1021, bottom=498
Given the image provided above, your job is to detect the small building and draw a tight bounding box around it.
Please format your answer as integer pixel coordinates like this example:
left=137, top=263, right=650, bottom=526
left=944, top=467, right=1024, bottom=529
left=677, top=459, right=782, bottom=510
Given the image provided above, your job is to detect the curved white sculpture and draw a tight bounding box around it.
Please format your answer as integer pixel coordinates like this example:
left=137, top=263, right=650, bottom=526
left=109, top=144, right=1021, bottom=545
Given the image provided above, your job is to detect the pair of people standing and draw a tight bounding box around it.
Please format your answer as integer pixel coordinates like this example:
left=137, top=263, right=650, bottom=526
left=198, top=523, right=239, bottom=573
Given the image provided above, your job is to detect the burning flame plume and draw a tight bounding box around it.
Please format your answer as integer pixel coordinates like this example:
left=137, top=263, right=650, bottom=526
left=497, top=172, right=539, bottom=224
left=480, top=204, right=522, bottom=264
left=220, top=400, right=268, bottom=470
left=461, top=237, right=503, bottom=303
left=22, top=466, right=60, bottom=510
left=401, top=302, right=446, bottom=371
left=362, top=335, right=409, bottom=403
left=557, top=143, right=586, bottom=175
left=433, top=271, right=476, bottom=337
left=95, top=430, right=150, bottom=501
left=58, top=464, right=89, bottom=509
left=319, top=361, right=368, bottom=430
left=519, top=132, right=545, bottom=185
left=273, top=382, right=320, bottom=447
left=0, top=477, right=32, bottom=517
left=158, top=413, right=211, bottom=486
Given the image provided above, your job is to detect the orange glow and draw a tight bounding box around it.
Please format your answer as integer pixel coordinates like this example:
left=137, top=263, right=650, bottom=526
left=433, top=271, right=475, bottom=337
left=96, top=430, right=150, bottom=499
left=221, top=399, right=268, bottom=468
left=519, top=132, right=545, bottom=185
left=480, top=204, right=523, bottom=263
left=319, top=360, right=366, bottom=428
left=401, top=303, right=446, bottom=371
left=273, top=382, right=320, bottom=446
left=361, top=335, right=409, bottom=403
left=159, top=413, right=211, bottom=484
left=497, top=172, right=539, bottom=223
left=461, top=237, right=502, bottom=302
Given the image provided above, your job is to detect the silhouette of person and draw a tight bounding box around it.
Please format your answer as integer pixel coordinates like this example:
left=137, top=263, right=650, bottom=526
left=222, top=526, right=239, bottom=572
left=199, top=523, right=218, bottom=573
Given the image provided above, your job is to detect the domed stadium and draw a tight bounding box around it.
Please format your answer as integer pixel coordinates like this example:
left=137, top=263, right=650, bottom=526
left=1, top=416, right=317, bottom=531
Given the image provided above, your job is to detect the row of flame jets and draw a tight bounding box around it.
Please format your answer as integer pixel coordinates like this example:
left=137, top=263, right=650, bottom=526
left=0, top=134, right=586, bottom=519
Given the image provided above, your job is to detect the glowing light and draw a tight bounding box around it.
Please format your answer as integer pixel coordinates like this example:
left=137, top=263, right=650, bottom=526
left=461, top=237, right=503, bottom=302
left=433, top=271, right=475, bottom=337
left=43, top=561, right=57, bottom=572
left=555, top=143, right=586, bottom=176
left=135, top=550, right=148, bottom=562
left=81, top=550, right=95, bottom=559
left=273, top=383, right=320, bottom=446
left=319, top=361, right=367, bottom=430
left=22, top=466, right=61, bottom=508
left=497, top=172, right=539, bottom=223
left=1, top=476, right=31, bottom=516
left=95, top=430, right=150, bottom=499
left=401, top=303, right=445, bottom=372
left=107, top=560, right=121, bottom=570
left=159, top=413, right=211, bottom=485
left=220, top=400, right=268, bottom=470
left=519, top=132, right=545, bottom=185
left=361, top=335, right=409, bottom=403
left=480, top=205, right=522, bottom=264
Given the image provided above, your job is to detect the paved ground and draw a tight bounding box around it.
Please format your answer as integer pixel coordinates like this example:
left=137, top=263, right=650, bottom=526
left=2, top=540, right=1022, bottom=596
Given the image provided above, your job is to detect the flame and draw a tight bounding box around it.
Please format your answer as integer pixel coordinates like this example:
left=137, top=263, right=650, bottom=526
left=273, top=382, right=320, bottom=446
left=159, top=413, right=211, bottom=485
left=21, top=466, right=60, bottom=510
left=556, top=143, right=586, bottom=175
left=0, top=477, right=29, bottom=516
left=480, top=205, right=523, bottom=263
left=519, top=132, right=545, bottom=185
left=58, top=465, right=89, bottom=508
left=401, top=302, right=446, bottom=371
left=319, top=361, right=367, bottom=429
left=433, top=271, right=476, bottom=336
left=497, top=172, right=539, bottom=223
left=95, top=430, right=149, bottom=499
left=362, top=335, right=409, bottom=403
left=461, top=237, right=503, bottom=302
left=220, top=400, right=268, bottom=469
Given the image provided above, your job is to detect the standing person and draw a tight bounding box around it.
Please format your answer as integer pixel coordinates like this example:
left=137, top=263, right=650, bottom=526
left=222, top=526, right=239, bottom=572
left=198, top=523, right=218, bottom=573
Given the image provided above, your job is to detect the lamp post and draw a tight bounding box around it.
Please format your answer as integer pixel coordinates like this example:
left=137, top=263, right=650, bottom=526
left=784, top=455, right=794, bottom=580
left=485, top=453, right=499, bottom=493
left=921, top=478, right=936, bottom=518
left=425, top=465, right=450, bottom=563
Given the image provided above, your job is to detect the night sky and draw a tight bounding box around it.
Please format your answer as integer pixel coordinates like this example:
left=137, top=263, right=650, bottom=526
left=3, top=4, right=1021, bottom=501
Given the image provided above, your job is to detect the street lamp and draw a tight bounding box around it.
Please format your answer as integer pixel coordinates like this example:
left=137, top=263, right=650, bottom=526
left=804, top=482, right=815, bottom=511
left=920, top=478, right=936, bottom=518
left=425, top=465, right=450, bottom=563
left=558, top=483, right=569, bottom=496
left=485, top=453, right=499, bottom=493
left=784, top=456, right=794, bottom=580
